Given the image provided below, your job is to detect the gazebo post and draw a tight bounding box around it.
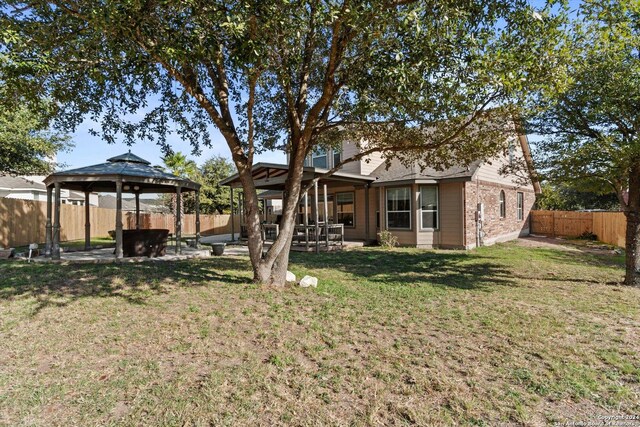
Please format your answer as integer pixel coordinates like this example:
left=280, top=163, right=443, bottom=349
left=45, top=185, right=53, bottom=257
left=323, top=183, right=329, bottom=247
left=195, top=190, right=201, bottom=246
left=115, top=180, right=123, bottom=259
left=52, top=182, right=61, bottom=260
left=314, top=181, right=319, bottom=253
left=230, top=187, right=235, bottom=241
left=84, top=191, right=91, bottom=251
left=175, top=186, right=182, bottom=254
left=135, top=192, right=140, bottom=230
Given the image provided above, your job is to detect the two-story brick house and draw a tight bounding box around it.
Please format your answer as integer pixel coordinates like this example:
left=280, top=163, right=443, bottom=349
left=222, top=133, right=537, bottom=249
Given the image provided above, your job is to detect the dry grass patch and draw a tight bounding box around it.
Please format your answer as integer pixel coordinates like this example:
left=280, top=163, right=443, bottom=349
left=0, top=242, right=638, bottom=426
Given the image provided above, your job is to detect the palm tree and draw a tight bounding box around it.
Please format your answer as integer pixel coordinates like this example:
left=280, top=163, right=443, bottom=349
left=162, top=152, right=198, bottom=216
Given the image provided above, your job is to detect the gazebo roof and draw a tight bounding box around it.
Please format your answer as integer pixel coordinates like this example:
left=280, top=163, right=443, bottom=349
left=44, top=151, right=201, bottom=193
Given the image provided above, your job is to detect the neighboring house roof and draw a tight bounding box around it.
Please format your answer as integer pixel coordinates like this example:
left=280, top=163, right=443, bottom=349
left=98, top=195, right=169, bottom=213
left=0, top=175, right=47, bottom=192
left=371, top=159, right=482, bottom=185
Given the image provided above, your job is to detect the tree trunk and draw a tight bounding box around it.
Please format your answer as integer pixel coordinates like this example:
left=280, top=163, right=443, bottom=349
left=237, top=146, right=307, bottom=287
left=624, top=164, right=640, bottom=287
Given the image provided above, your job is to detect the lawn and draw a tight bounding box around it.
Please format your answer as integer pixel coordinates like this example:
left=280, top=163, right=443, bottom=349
left=0, top=242, right=638, bottom=425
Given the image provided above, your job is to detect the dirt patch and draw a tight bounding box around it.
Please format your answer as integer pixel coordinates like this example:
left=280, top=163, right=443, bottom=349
left=516, top=235, right=622, bottom=256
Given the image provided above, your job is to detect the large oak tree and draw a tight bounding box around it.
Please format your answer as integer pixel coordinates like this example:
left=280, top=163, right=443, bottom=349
left=1, top=0, right=564, bottom=285
left=530, top=0, right=640, bottom=286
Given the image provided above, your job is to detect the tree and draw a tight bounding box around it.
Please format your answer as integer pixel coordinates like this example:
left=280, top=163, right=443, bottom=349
left=0, top=104, right=70, bottom=174
left=199, top=155, right=235, bottom=214
left=162, top=151, right=199, bottom=214
left=0, top=0, right=565, bottom=286
left=536, top=182, right=620, bottom=211
left=529, top=0, right=640, bottom=286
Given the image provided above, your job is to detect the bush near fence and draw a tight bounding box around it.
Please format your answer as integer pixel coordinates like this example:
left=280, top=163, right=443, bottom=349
left=530, top=210, right=626, bottom=248
left=0, top=198, right=241, bottom=248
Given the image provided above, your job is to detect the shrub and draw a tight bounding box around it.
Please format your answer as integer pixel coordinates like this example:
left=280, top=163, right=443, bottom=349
left=378, top=230, right=398, bottom=249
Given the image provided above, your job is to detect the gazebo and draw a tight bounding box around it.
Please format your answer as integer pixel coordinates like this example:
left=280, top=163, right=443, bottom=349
left=43, top=151, right=201, bottom=259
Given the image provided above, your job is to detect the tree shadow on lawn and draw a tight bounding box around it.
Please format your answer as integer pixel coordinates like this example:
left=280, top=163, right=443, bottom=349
left=290, top=249, right=516, bottom=291
left=0, top=257, right=252, bottom=314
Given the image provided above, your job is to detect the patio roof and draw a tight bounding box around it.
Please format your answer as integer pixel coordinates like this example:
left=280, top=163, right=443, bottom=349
left=220, top=162, right=375, bottom=189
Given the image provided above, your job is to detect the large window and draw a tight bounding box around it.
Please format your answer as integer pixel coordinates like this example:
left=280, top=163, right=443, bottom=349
left=336, top=192, right=354, bottom=227
left=517, top=192, right=524, bottom=220
left=311, top=149, right=327, bottom=168
left=387, top=187, right=412, bottom=229
left=499, top=190, right=506, bottom=219
left=420, top=186, right=438, bottom=229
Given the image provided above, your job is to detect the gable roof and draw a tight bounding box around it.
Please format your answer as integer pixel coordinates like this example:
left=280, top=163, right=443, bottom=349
left=370, top=159, right=481, bottom=186
left=0, top=175, right=47, bottom=192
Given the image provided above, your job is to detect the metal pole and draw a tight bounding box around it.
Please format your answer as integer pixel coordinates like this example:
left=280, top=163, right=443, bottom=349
left=115, top=180, right=123, bottom=259
left=84, top=191, right=91, bottom=250
left=45, top=185, right=53, bottom=257
left=52, top=182, right=61, bottom=260
left=175, top=186, right=182, bottom=254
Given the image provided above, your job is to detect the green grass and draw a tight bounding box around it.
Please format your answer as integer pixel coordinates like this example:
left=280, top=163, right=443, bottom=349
left=0, top=242, right=637, bottom=426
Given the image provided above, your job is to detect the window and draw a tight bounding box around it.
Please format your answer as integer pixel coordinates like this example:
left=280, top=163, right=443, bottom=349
left=333, top=149, right=341, bottom=168
left=319, top=194, right=334, bottom=223
left=509, top=143, right=515, bottom=166
left=499, top=190, right=506, bottom=219
left=517, top=192, right=524, bottom=221
left=387, top=187, right=412, bottom=229
left=336, top=192, right=354, bottom=227
left=311, top=149, right=327, bottom=168
left=420, top=185, right=438, bottom=229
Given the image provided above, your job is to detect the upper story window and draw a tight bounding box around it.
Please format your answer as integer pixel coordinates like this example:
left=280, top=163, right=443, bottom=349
left=499, top=190, right=506, bottom=219
left=311, top=149, right=328, bottom=169
left=387, top=187, right=411, bottom=229
left=419, top=185, right=438, bottom=229
left=333, top=149, right=341, bottom=168
left=517, top=192, right=524, bottom=221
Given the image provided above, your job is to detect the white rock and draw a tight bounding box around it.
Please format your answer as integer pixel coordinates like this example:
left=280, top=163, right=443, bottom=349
left=299, top=275, right=318, bottom=288
left=286, top=271, right=296, bottom=282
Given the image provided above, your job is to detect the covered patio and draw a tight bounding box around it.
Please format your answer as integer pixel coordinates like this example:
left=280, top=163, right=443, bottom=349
left=43, top=151, right=202, bottom=260
left=221, top=163, right=375, bottom=252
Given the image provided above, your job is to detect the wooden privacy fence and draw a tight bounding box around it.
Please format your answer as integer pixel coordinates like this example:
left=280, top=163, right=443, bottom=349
left=0, top=198, right=240, bottom=247
left=530, top=210, right=626, bottom=247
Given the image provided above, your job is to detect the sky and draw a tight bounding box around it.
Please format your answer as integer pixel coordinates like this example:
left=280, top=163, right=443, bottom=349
left=58, top=118, right=287, bottom=170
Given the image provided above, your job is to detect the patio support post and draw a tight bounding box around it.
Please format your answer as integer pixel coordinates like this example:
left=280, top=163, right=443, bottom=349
left=314, top=181, right=319, bottom=253
left=175, top=186, right=182, bottom=254
left=115, top=180, right=123, bottom=259
left=84, top=191, right=91, bottom=250
left=195, top=190, right=201, bottom=246
left=52, top=182, right=61, bottom=260
left=323, top=183, right=329, bottom=247
left=45, top=185, right=53, bottom=257
left=303, top=191, right=309, bottom=250
left=135, top=192, right=140, bottom=230
left=230, top=187, right=235, bottom=241
left=364, top=184, right=370, bottom=243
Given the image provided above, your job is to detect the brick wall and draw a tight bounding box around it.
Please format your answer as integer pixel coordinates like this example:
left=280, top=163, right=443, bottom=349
left=464, top=180, right=535, bottom=248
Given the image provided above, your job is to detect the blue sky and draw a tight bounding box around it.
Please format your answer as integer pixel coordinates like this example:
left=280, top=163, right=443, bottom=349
left=58, top=119, right=287, bottom=169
